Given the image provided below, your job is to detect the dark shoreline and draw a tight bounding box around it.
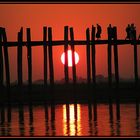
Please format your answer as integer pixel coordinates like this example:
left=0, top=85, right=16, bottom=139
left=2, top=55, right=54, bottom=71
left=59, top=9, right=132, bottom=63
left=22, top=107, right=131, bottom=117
left=0, top=82, right=139, bottom=105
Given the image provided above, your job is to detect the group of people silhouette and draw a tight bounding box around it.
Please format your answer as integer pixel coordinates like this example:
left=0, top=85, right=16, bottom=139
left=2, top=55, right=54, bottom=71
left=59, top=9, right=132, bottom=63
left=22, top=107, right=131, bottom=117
left=125, top=24, right=136, bottom=40
left=94, top=23, right=139, bottom=40
left=95, top=24, right=116, bottom=40
left=108, top=24, right=116, bottom=39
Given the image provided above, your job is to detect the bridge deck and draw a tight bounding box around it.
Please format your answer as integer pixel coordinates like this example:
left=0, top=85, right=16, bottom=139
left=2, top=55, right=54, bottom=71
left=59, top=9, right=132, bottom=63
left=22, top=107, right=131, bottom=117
left=0, top=39, right=140, bottom=47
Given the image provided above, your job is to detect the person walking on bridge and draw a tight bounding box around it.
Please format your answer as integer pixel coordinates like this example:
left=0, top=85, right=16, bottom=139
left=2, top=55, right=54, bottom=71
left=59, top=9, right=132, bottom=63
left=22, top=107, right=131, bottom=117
left=130, top=23, right=136, bottom=40
left=96, top=24, right=102, bottom=40
left=125, top=24, right=131, bottom=40
left=108, top=24, right=114, bottom=39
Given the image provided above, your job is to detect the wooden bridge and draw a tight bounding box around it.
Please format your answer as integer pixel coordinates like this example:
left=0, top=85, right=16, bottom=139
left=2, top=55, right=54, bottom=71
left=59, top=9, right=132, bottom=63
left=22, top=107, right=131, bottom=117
left=0, top=25, right=139, bottom=89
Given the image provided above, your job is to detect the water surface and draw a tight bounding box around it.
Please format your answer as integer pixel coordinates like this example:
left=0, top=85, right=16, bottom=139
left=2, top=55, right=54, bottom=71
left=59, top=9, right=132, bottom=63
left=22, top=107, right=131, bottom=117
left=0, top=102, right=139, bottom=137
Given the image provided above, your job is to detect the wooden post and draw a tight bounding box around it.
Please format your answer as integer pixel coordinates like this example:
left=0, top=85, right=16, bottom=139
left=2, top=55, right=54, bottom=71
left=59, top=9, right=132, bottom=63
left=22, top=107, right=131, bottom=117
left=109, top=104, right=114, bottom=136
left=88, top=103, right=93, bottom=134
left=7, top=103, right=11, bottom=123
left=44, top=102, right=49, bottom=121
left=17, top=27, right=23, bottom=86
left=88, top=103, right=92, bottom=120
left=109, top=97, right=113, bottom=120
left=51, top=104, right=56, bottom=135
left=29, top=103, right=34, bottom=136
left=133, top=30, right=138, bottom=87
left=116, top=97, right=120, bottom=120
left=70, top=27, right=76, bottom=84
left=93, top=100, right=97, bottom=121
left=74, top=103, right=78, bottom=134
left=64, top=26, right=69, bottom=83
left=29, top=103, right=33, bottom=124
left=86, top=28, right=91, bottom=84
left=44, top=102, right=49, bottom=136
left=113, top=27, right=119, bottom=88
left=0, top=103, right=5, bottom=124
left=74, top=103, right=77, bottom=120
left=0, top=28, right=3, bottom=87
left=51, top=104, right=55, bottom=121
left=18, top=103, right=25, bottom=136
left=2, top=28, right=10, bottom=88
left=18, top=103, right=24, bottom=123
left=136, top=97, right=139, bottom=118
left=48, top=27, right=54, bottom=85
left=107, top=26, right=112, bottom=87
left=43, top=27, right=48, bottom=85
left=91, top=25, right=96, bottom=86
left=26, top=28, right=32, bottom=87
left=66, top=103, right=70, bottom=135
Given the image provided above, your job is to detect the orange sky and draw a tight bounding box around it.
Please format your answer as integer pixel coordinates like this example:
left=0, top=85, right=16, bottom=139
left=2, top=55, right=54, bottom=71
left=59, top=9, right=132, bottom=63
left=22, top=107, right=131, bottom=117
left=0, top=4, right=140, bottom=83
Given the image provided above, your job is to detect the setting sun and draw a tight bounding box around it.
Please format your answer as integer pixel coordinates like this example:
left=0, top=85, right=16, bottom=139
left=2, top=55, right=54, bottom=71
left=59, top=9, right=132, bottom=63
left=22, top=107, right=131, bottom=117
left=61, top=50, right=79, bottom=67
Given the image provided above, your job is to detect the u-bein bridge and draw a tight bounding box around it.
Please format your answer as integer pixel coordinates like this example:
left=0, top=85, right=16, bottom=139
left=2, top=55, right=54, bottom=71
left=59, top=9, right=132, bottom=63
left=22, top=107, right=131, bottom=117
left=0, top=25, right=140, bottom=129
left=0, top=25, right=140, bottom=94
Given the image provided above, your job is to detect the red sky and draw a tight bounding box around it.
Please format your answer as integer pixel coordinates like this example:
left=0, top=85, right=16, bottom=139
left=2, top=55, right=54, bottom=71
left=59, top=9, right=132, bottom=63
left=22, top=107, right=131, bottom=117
left=0, top=4, right=140, bottom=83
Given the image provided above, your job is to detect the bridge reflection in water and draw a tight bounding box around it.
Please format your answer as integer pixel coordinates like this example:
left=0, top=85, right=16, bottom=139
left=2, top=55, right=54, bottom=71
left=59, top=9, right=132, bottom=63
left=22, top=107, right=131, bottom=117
left=0, top=102, right=139, bottom=136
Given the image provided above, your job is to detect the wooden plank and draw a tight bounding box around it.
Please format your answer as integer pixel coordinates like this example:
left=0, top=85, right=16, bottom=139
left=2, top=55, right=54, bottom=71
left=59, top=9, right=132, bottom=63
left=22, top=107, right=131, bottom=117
left=1, top=39, right=140, bottom=48
left=0, top=28, right=3, bottom=87
left=133, top=30, right=138, bottom=87
left=70, top=27, right=76, bottom=84
left=17, top=27, right=23, bottom=86
left=86, top=28, right=91, bottom=84
left=113, top=27, right=119, bottom=88
left=43, top=27, right=48, bottom=85
left=26, top=28, right=32, bottom=87
left=64, top=26, right=69, bottom=83
left=2, top=28, right=10, bottom=88
left=91, top=25, right=96, bottom=85
left=48, top=27, right=54, bottom=85
left=107, top=26, right=112, bottom=87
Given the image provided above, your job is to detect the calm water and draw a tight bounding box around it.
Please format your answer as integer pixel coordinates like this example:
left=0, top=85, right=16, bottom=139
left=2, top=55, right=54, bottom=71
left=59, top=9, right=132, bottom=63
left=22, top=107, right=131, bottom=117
left=0, top=102, right=140, bottom=137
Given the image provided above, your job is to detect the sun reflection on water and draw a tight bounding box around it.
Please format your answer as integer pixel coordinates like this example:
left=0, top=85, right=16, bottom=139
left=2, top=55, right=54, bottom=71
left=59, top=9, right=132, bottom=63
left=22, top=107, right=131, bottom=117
left=63, top=104, right=81, bottom=136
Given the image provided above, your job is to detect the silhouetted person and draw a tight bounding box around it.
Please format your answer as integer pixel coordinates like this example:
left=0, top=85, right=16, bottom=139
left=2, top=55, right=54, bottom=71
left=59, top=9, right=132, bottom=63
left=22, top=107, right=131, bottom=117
left=112, top=27, right=116, bottom=39
left=138, top=34, right=140, bottom=40
left=130, top=23, right=136, bottom=40
left=125, top=24, right=131, bottom=40
left=96, top=24, right=102, bottom=40
left=108, top=24, right=114, bottom=39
